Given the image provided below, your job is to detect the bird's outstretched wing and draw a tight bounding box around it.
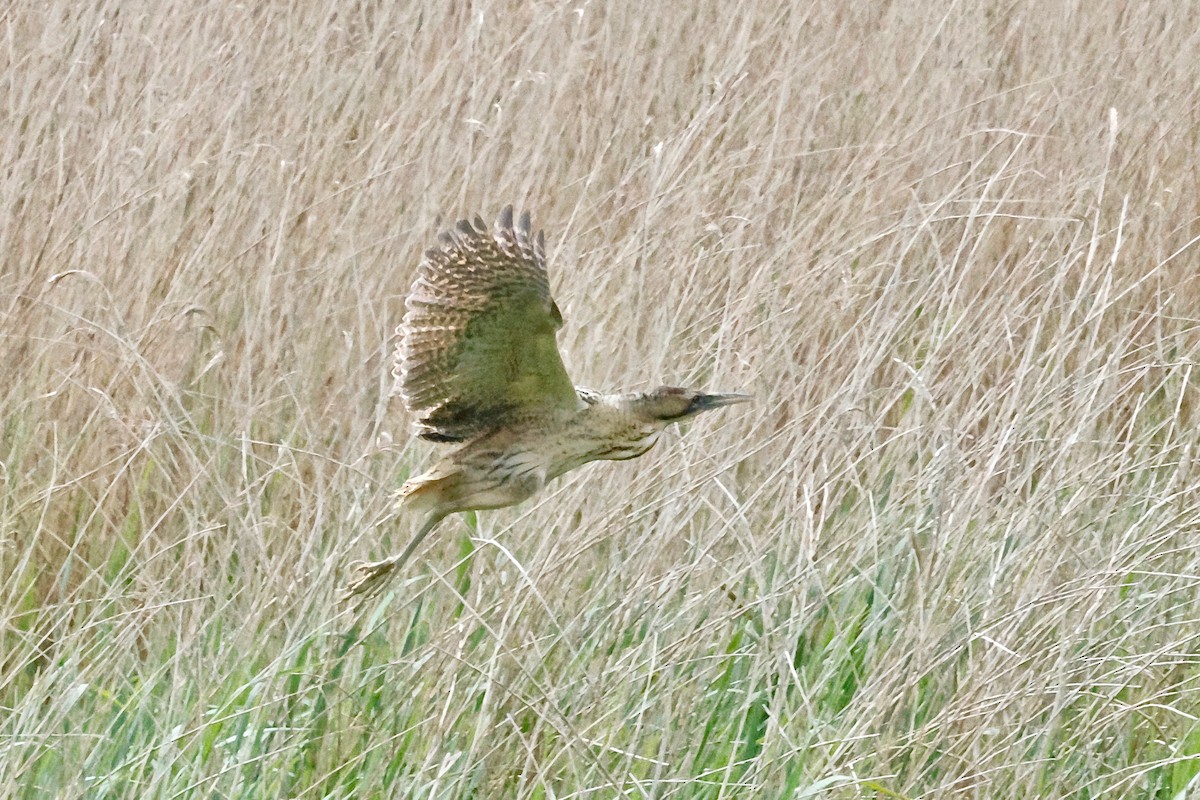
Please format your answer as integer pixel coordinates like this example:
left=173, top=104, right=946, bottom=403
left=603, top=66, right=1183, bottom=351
left=395, top=206, right=579, bottom=442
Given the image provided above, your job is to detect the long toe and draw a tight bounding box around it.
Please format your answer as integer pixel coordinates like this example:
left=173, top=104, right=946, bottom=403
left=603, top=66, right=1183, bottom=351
left=340, top=558, right=399, bottom=602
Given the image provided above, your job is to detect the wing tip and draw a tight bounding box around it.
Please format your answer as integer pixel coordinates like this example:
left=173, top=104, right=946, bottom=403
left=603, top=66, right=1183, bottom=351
left=497, top=205, right=515, bottom=231
left=434, top=205, right=539, bottom=249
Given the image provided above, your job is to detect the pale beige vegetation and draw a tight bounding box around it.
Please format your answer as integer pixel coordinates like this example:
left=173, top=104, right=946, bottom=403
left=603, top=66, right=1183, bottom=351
left=3, top=1, right=1200, bottom=797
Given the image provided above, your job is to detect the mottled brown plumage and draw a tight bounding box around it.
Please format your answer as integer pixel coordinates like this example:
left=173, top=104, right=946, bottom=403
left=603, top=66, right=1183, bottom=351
left=397, top=206, right=576, bottom=443
left=344, top=207, right=749, bottom=599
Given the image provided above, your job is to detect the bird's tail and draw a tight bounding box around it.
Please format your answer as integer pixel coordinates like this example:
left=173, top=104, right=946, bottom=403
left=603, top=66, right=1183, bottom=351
left=396, top=469, right=452, bottom=516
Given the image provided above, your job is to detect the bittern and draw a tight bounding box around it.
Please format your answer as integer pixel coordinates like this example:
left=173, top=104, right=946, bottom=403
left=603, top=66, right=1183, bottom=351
left=344, top=206, right=749, bottom=597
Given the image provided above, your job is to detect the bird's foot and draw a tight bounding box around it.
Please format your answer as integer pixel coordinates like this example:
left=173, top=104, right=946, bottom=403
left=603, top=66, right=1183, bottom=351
left=340, top=556, right=400, bottom=603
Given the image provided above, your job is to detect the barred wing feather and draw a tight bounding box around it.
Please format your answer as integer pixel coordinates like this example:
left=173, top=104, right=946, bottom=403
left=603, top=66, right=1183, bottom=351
left=395, top=206, right=579, bottom=442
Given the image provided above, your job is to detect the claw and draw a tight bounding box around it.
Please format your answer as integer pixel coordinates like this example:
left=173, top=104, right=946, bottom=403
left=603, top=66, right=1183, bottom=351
left=340, top=557, right=399, bottom=603
left=341, top=514, right=446, bottom=606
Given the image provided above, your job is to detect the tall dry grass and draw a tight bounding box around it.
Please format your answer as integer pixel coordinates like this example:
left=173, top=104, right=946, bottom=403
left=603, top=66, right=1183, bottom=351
left=3, top=1, right=1200, bottom=797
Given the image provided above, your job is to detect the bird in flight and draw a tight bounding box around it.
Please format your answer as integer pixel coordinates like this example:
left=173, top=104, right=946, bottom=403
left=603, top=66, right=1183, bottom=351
left=344, top=206, right=749, bottom=597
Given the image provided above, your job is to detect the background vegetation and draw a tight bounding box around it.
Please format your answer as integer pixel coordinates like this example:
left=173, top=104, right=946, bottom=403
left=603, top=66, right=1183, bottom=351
left=4, top=1, right=1200, bottom=797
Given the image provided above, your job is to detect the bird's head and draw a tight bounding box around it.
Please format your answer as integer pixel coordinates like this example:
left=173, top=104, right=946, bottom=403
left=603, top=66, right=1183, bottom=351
left=630, top=386, right=752, bottom=423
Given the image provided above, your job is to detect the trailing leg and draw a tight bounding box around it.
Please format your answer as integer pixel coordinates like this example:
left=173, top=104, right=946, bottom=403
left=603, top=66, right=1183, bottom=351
left=341, top=512, right=446, bottom=601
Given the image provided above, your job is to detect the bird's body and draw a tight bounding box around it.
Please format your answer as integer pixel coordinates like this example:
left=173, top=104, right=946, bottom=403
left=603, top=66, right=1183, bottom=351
left=344, top=207, right=749, bottom=598
left=404, top=392, right=670, bottom=516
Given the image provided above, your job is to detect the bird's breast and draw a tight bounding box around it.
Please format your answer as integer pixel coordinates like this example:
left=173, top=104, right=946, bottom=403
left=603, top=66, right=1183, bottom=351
left=543, top=420, right=662, bottom=477
left=584, top=431, right=660, bottom=462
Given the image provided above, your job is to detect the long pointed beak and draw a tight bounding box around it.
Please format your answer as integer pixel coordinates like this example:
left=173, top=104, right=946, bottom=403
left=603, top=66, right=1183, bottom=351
left=692, top=392, right=753, bottom=412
